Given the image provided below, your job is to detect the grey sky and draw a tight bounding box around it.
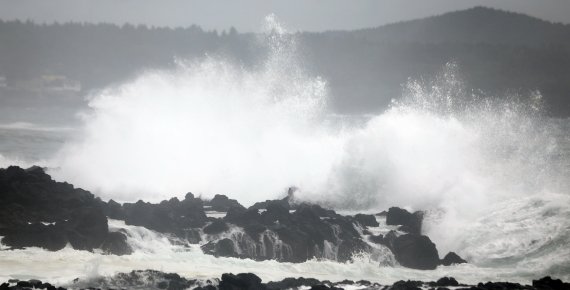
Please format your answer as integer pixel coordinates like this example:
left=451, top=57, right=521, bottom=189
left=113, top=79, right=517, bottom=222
left=0, top=0, right=568, bottom=32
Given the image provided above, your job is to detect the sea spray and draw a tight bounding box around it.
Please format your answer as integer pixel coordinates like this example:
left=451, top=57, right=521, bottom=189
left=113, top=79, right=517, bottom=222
left=24, top=16, right=570, bottom=281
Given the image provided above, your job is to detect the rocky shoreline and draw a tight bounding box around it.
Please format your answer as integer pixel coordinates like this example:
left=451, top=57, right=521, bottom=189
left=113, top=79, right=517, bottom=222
left=0, top=165, right=466, bottom=270
left=1, top=270, right=569, bottom=290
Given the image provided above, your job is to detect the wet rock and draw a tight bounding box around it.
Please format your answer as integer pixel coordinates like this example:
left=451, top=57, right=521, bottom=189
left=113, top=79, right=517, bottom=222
left=353, top=214, right=379, bottom=227
left=266, top=277, right=322, bottom=290
left=1, top=223, right=67, bottom=251
left=386, top=207, right=423, bottom=235
left=121, top=193, right=208, bottom=239
left=532, top=276, right=570, bottom=290
left=206, top=194, right=245, bottom=212
left=203, top=220, right=229, bottom=235
left=390, top=234, right=440, bottom=270
left=184, top=228, right=202, bottom=244
left=434, top=277, right=459, bottom=287
left=67, top=207, right=109, bottom=251
left=0, top=166, right=112, bottom=253
left=391, top=280, right=423, bottom=290
left=104, top=199, right=125, bottom=220
left=440, top=252, right=467, bottom=266
left=369, top=234, right=384, bottom=244
left=101, top=232, right=132, bottom=255
left=16, top=281, right=33, bottom=288
left=219, top=273, right=265, bottom=290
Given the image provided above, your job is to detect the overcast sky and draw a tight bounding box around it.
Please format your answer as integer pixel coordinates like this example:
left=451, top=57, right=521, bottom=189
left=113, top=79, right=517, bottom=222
left=0, top=0, right=569, bottom=32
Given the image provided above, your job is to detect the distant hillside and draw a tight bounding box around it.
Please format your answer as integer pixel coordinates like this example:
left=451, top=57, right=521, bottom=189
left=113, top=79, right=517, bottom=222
left=1, top=6, right=569, bottom=123
left=351, top=6, right=570, bottom=47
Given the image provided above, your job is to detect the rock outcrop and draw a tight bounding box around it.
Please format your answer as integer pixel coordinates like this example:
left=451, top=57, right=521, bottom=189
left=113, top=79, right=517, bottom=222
left=0, top=166, right=130, bottom=255
left=202, top=202, right=370, bottom=263
left=385, top=207, right=423, bottom=235
left=0, top=166, right=469, bottom=271
left=7, top=272, right=567, bottom=290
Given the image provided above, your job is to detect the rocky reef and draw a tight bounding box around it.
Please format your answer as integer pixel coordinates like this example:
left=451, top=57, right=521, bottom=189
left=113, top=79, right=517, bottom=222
left=1, top=270, right=568, bottom=290
left=0, top=165, right=467, bottom=270
left=0, top=166, right=130, bottom=255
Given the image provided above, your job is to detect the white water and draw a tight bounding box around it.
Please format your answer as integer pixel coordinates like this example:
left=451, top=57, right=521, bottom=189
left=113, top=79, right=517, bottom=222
left=0, top=218, right=565, bottom=287
left=0, top=15, right=569, bottom=284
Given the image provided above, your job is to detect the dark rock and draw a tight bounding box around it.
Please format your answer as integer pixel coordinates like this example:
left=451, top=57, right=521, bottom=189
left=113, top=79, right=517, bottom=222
left=0, top=166, right=111, bottom=253
left=435, top=277, right=459, bottom=287
left=266, top=277, right=322, bottom=290
left=28, top=280, right=42, bottom=288
left=206, top=194, right=245, bottom=212
left=122, top=193, right=208, bottom=239
left=202, top=239, right=238, bottom=258
left=67, top=206, right=109, bottom=251
left=1, top=223, right=67, bottom=251
left=533, top=276, right=570, bottom=290
left=101, top=232, right=132, bottom=255
left=184, top=228, right=202, bottom=244
left=440, top=252, right=467, bottom=266
left=16, top=281, right=33, bottom=288
left=104, top=199, right=125, bottom=220
left=386, top=207, right=423, bottom=235
left=391, top=280, right=423, bottom=290
left=194, top=286, right=217, bottom=290
left=203, top=220, right=229, bottom=235
left=353, top=214, right=379, bottom=227
left=0, top=283, right=8, bottom=290
left=369, top=234, right=384, bottom=244
left=390, top=234, right=440, bottom=270
left=219, top=273, right=265, bottom=290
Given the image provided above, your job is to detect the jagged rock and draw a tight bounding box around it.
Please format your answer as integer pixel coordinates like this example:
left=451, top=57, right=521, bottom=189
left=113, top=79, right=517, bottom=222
left=101, top=232, right=132, bottom=255
left=434, top=277, right=459, bottom=287
left=209, top=200, right=370, bottom=263
left=121, top=194, right=208, bottom=238
left=440, top=252, right=467, bottom=266
left=266, top=277, right=322, bottom=290
left=353, top=214, right=379, bottom=227
left=1, top=223, right=67, bottom=251
left=390, top=234, right=440, bottom=270
left=67, top=206, right=109, bottom=251
left=476, top=281, right=527, bottom=290
left=184, top=228, right=202, bottom=244
left=203, top=220, right=229, bottom=235
left=219, top=273, right=265, bottom=290
left=104, top=199, right=125, bottom=220
left=206, top=194, right=245, bottom=212
left=0, top=166, right=113, bottom=253
left=369, top=234, right=384, bottom=244
left=386, top=207, right=423, bottom=235
left=532, top=276, right=570, bottom=290
left=201, top=239, right=239, bottom=258
left=391, top=280, right=423, bottom=290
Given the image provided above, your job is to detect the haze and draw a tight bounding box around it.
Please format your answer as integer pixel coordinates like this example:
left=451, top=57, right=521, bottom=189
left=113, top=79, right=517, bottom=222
left=1, top=0, right=569, bottom=32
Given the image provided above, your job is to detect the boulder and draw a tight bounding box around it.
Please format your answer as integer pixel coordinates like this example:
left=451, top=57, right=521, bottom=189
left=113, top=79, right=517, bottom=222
left=386, top=207, right=423, bottom=235
left=434, top=277, right=459, bottom=287
left=353, top=214, right=379, bottom=227
left=532, top=276, right=570, bottom=290
left=206, top=194, right=245, bottom=212
left=0, top=166, right=114, bottom=253
left=203, top=220, right=229, bottom=235
left=219, top=273, right=265, bottom=290
left=440, top=252, right=467, bottom=266
left=390, top=234, right=440, bottom=270
left=101, top=231, right=132, bottom=255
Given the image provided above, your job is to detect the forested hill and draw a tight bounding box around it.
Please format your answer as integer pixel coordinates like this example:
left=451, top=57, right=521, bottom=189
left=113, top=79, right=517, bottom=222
left=349, top=6, right=570, bottom=47
left=1, top=6, right=569, bottom=117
